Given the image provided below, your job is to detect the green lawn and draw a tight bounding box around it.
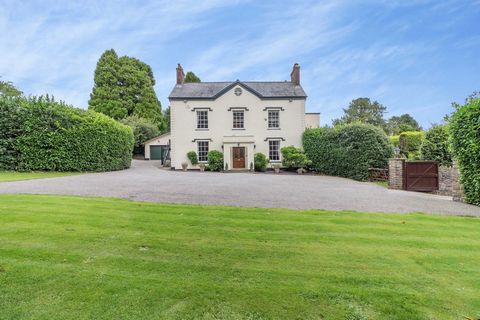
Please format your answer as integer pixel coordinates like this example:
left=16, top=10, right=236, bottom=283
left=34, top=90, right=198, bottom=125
left=0, top=171, right=80, bottom=182
left=0, top=195, right=479, bottom=320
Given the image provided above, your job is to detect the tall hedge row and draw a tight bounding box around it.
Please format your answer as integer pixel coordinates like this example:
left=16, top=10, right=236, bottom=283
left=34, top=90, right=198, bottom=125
left=303, top=124, right=393, bottom=181
left=450, top=96, right=480, bottom=205
left=0, top=96, right=134, bottom=172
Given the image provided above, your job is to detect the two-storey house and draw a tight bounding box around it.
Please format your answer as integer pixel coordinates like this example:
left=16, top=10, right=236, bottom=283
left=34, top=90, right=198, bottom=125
left=144, top=63, right=319, bottom=170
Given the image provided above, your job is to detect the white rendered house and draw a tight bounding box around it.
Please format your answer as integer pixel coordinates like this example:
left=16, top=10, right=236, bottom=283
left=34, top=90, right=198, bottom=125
left=145, top=63, right=319, bottom=170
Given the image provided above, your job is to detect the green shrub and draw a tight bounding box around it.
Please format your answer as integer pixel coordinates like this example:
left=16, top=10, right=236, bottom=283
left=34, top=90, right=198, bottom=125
left=0, top=95, right=134, bottom=172
left=398, top=131, right=424, bottom=159
left=254, top=153, right=268, bottom=172
left=281, top=146, right=311, bottom=168
left=120, top=115, right=160, bottom=152
left=303, top=124, right=393, bottom=181
left=420, top=124, right=453, bottom=166
left=187, top=151, right=198, bottom=165
left=450, top=96, right=480, bottom=205
left=207, top=150, right=223, bottom=172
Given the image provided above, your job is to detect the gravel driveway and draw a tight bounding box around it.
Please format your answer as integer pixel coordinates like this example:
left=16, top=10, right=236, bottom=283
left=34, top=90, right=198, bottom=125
left=1, top=160, right=479, bottom=216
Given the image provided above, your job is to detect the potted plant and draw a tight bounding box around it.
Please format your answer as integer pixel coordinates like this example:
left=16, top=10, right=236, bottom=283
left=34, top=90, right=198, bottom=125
left=273, top=163, right=281, bottom=174
left=249, top=162, right=254, bottom=172
left=181, top=162, right=188, bottom=171
left=199, top=163, right=205, bottom=172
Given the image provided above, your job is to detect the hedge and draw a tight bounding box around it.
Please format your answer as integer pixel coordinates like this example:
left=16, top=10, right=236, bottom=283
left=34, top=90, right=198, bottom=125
left=303, top=124, right=393, bottom=181
left=0, top=96, right=134, bottom=172
left=450, top=96, right=480, bottom=205
left=420, top=124, right=452, bottom=166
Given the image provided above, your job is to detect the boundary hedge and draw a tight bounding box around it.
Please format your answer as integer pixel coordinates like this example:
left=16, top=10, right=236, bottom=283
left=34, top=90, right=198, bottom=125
left=0, top=96, right=134, bottom=172
left=303, top=124, right=393, bottom=181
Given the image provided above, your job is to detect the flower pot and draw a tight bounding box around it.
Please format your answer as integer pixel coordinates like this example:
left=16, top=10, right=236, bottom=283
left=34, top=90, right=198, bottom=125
left=274, top=165, right=280, bottom=174
left=181, top=162, right=188, bottom=171
left=296, top=168, right=304, bottom=175
left=199, top=164, right=205, bottom=172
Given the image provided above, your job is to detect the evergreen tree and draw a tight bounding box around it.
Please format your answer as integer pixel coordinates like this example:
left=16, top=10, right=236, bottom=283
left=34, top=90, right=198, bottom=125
left=184, top=71, right=201, bottom=83
left=89, top=49, right=164, bottom=129
left=163, top=106, right=170, bottom=132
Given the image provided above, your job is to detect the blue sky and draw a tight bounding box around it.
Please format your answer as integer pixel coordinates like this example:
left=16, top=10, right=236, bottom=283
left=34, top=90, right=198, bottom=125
left=1, top=0, right=479, bottom=127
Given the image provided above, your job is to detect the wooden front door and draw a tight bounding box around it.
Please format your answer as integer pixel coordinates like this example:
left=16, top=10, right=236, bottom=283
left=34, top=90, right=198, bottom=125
left=232, top=147, right=246, bottom=169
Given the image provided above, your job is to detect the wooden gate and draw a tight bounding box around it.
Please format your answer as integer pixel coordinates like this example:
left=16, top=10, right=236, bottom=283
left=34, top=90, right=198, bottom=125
left=404, top=161, right=439, bottom=192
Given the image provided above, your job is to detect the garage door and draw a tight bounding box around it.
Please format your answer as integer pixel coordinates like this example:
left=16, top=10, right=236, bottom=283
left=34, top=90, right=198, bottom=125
left=150, top=146, right=163, bottom=160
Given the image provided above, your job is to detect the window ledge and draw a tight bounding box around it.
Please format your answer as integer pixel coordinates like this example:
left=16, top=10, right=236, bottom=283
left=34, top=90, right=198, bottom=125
left=196, top=128, right=209, bottom=131
left=232, top=128, right=245, bottom=130
left=268, top=128, right=281, bottom=130
left=269, top=160, right=281, bottom=163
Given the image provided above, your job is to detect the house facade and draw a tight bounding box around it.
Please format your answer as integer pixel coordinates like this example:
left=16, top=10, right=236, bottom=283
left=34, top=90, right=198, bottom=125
left=147, top=63, right=318, bottom=170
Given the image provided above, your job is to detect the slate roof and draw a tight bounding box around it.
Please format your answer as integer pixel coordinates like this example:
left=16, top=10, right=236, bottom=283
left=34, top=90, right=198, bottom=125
left=168, top=80, right=307, bottom=100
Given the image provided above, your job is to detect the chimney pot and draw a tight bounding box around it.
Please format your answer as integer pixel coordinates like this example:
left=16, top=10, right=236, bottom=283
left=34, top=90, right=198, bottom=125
left=176, top=63, right=185, bottom=85
left=290, top=63, right=300, bottom=85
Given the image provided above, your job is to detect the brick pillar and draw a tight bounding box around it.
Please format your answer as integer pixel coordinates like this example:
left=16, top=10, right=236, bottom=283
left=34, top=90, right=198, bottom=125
left=451, top=162, right=465, bottom=202
left=388, top=158, right=405, bottom=190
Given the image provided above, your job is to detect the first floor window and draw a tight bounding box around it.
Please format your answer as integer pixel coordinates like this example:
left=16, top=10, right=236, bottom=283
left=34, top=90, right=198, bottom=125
left=197, top=110, right=208, bottom=129
left=268, top=140, right=280, bottom=161
left=198, top=141, right=209, bottom=162
left=268, top=110, right=280, bottom=128
left=233, top=110, right=244, bottom=129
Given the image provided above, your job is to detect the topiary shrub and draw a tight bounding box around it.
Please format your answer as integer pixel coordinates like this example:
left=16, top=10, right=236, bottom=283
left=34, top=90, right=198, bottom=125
left=120, top=115, right=160, bottom=154
left=398, top=131, right=424, bottom=159
left=207, top=150, right=223, bottom=172
left=420, top=124, right=453, bottom=166
left=0, top=95, right=134, bottom=172
left=281, top=146, right=311, bottom=169
left=303, top=124, right=393, bottom=181
left=450, top=95, right=480, bottom=205
left=187, top=151, right=198, bottom=165
left=254, top=153, right=268, bottom=172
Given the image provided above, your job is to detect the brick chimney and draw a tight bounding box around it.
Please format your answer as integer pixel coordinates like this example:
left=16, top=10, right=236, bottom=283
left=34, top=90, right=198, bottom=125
left=176, top=63, right=185, bottom=85
left=290, top=63, right=300, bottom=85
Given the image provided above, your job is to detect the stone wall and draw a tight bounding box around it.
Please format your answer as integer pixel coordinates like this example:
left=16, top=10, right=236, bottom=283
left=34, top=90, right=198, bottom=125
left=436, top=163, right=464, bottom=201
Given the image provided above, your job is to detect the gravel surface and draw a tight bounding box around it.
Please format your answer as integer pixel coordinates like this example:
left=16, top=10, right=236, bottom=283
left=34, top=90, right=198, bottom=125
left=1, top=160, right=479, bottom=216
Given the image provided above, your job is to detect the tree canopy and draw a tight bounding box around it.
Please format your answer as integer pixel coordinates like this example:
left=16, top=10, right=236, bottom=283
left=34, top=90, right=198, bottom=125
left=184, top=71, right=201, bottom=83
left=89, top=49, right=165, bottom=130
left=386, top=114, right=421, bottom=135
left=333, top=98, right=386, bottom=128
left=0, top=78, right=22, bottom=97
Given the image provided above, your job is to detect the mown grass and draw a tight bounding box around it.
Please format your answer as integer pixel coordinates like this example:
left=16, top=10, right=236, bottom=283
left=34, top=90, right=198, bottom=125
left=0, top=171, right=80, bottom=182
left=0, top=194, right=479, bottom=320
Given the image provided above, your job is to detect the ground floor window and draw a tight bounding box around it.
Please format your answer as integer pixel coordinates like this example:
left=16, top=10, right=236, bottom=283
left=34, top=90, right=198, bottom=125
left=197, top=141, right=209, bottom=162
left=268, top=140, right=280, bottom=161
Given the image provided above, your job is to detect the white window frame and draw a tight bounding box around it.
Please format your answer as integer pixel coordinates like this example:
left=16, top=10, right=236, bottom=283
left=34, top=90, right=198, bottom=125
left=268, top=110, right=280, bottom=129
left=197, top=141, right=209, bottom=162
left=232, top=110, right=244, bottom=129
left=268, top=140, right=280, bottom=161
left=197, top=110, right=208, bottom=129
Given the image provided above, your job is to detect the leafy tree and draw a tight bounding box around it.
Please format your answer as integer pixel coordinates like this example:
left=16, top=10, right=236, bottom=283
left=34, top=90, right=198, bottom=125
left=120, top=115, right=160, bottom=150
left=333, top=98, right=386, bottom=128
left=184, top=71, right=201, bottom=83
left=89, top=49, right=165, bottom=130
left=420, top=124, right=452, bottom=166
left=386, top=114, right=421, bottom=135
left=0, top=78, right=22, bottom=97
